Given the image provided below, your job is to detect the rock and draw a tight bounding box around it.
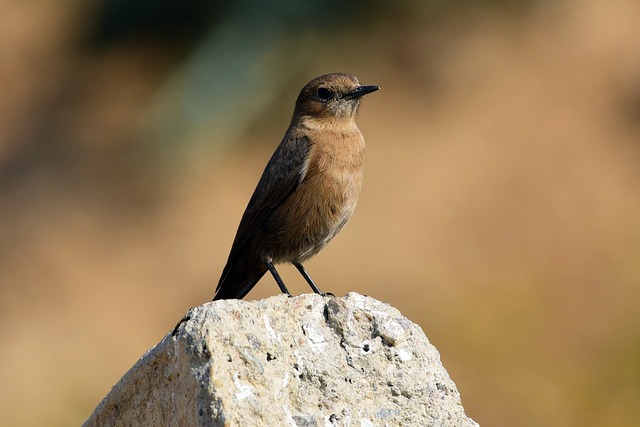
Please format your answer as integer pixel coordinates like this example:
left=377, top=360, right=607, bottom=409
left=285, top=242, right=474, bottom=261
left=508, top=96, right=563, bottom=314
left=83, top=293, right=478, bottom=426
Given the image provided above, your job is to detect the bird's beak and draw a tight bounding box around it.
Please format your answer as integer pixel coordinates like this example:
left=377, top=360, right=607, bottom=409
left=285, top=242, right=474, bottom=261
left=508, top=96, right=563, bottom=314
left=344, top=85, right=380, bottom=99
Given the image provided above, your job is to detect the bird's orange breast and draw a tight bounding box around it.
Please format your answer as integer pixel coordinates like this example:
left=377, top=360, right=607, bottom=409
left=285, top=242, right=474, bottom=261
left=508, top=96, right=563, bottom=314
left=268, top=126, right=365, bottom=262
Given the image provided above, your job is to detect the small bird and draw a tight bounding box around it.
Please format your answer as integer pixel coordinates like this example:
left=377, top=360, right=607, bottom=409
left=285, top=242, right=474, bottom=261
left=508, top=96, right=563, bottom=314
left=213, top=73, right=379, bottom=300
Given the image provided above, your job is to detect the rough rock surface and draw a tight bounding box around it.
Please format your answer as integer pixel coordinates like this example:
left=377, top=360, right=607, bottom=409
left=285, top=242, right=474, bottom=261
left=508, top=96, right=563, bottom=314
left=84, top=293, right=478, bottom=426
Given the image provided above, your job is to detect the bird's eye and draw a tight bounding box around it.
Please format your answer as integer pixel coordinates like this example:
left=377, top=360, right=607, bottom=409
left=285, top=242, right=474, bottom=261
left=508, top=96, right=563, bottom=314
left=315, top=87, right=333, bottom=102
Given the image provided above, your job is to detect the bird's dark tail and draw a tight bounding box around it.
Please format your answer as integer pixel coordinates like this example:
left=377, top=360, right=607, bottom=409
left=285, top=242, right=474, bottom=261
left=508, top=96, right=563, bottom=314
left=213, top=257, right=267, bottom=300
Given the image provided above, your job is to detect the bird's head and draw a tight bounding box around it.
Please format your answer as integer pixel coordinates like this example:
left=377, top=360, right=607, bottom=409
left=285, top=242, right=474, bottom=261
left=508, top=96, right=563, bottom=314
left=293, top=73, right=379, bottom=124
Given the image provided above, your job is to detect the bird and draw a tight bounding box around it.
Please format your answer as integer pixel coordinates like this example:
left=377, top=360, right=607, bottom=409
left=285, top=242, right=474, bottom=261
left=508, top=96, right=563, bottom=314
left=213, top=73, right=379, bottom=300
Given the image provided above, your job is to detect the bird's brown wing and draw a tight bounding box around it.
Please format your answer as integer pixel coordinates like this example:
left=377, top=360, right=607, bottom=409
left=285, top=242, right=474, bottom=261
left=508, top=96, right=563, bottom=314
left=214, top=131, right=312, bottom=299
left=231, top=131, right=312, bottom=255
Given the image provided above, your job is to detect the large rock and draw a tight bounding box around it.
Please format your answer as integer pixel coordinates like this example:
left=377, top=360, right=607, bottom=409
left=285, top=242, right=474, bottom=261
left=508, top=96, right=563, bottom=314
left=84, top=293, right=478, bottom=426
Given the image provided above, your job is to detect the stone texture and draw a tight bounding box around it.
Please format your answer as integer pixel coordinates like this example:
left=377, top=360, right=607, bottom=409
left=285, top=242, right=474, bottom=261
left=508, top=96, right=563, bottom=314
left=84, top=293, right=478, bottom=426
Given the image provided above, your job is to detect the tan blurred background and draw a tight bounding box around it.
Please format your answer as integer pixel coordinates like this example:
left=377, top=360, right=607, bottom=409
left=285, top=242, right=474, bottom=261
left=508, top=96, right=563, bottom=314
left=2, top=0, right=640, bottom=425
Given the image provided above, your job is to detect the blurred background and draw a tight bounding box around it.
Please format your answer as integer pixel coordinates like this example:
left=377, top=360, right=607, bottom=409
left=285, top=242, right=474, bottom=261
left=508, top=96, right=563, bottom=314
left=1, top=0, right=639, bottom=425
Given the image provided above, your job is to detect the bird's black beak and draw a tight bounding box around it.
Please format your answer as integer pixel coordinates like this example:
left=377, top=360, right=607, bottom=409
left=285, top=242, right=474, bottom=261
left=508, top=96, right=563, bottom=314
left=344, top=85, right=380, bottom=99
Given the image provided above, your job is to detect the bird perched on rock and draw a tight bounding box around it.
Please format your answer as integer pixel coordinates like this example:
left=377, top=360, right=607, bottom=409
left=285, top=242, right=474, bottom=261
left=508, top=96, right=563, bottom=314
left=214, top=73, right=379, bottom=300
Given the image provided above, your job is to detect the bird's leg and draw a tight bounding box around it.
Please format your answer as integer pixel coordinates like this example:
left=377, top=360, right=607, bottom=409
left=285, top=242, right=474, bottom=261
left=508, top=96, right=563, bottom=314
left=264, top=259, right=292, bottom=297
left=293, top=262, right=333, bottom=296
